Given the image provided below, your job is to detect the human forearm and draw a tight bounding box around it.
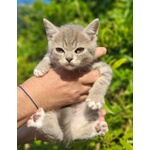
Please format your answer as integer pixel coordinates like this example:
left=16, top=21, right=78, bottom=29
left=17, top=86, right=38, bottom=128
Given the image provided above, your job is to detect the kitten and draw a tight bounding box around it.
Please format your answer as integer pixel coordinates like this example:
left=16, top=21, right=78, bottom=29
left=27, top=18, right=112, bottom=144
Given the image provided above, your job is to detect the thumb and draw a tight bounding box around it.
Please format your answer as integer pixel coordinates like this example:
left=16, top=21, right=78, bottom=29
left=94, top=47, right=107, bottom=59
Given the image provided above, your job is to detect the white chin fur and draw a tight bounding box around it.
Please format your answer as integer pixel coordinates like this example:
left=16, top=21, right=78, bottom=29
left=64, top=65, right=76, bottom=70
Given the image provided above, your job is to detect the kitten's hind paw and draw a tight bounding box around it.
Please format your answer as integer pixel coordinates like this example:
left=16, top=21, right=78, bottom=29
left=27, top=108, right=45, bottom=128
left=95, top=121, right=108, bottom=136
left=86, top=99, right=102, bottom=110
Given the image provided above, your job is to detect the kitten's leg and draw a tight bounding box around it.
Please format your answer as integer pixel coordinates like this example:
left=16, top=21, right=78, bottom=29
left=27, top=108, right=63, bottom=141
left=71, top=118, right=108, bottom=140
left=72, top=121, right=108, bottom=140
left=34, top=53, right=51, bottom=77
left=86, top=62, right=112, bottom=110
left=70, top=103, right=108, bottom=140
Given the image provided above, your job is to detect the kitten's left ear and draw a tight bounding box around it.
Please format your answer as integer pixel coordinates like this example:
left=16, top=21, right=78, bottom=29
left=83, top=18, right=99, bottom=40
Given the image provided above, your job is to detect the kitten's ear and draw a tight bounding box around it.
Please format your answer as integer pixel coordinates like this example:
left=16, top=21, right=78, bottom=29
left=43, top=18, right=59, bottom=40
left=83, top=18, right=99, bottom=40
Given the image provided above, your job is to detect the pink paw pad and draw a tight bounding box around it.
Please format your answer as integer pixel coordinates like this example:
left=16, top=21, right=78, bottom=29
left=95, top=121, right=108, bottom=135
left=95, top=123, right=101, bottom=132
left=32, top=114, right=41, bottom=122
left=27, top=108, right=45, bottom=128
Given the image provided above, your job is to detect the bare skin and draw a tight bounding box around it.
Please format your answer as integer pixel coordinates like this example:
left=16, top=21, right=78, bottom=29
left=17, top=47, right=107, bottom=144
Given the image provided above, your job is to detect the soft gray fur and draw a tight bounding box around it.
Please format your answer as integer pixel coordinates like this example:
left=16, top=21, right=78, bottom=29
left=27, top=18, right=112, bottom=144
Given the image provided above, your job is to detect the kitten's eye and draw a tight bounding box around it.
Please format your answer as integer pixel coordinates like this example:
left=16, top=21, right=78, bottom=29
left=56, top=48, right=65, bottom=53
left=75, top=47, right=84, bottom=54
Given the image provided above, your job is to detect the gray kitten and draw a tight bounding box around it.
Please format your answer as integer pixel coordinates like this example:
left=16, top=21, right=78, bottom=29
left=27, top=18, right=112, bottom=144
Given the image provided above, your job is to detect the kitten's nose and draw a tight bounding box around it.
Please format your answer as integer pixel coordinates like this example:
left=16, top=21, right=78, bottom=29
left=66, top=57, right=73, bottom=63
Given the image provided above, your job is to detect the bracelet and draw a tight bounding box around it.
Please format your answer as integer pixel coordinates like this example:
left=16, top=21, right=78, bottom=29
left=18, top=85, right=39, bottom=109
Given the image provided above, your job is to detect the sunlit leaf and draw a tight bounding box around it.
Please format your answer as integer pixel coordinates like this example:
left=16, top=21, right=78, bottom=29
left=112, top=58, right=127, bottom=69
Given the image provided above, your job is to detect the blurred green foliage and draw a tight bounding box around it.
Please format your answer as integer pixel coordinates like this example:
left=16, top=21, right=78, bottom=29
left=17, top=0, right=133, bottom=149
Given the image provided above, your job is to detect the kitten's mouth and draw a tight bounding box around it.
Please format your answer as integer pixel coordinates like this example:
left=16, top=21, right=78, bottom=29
left=64, top=63, right=76, bottom=70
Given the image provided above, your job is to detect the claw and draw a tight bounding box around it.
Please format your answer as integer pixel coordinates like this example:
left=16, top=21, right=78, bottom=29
left=86, top=99, right=102, bottom=110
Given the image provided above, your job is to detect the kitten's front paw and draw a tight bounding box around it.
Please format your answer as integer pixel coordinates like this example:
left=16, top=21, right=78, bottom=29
left=86, top=99, right=102, bottom=110
left=95, top=121, right=108, bottom=135
left=34, top=63, right=50, bottom=77
left=27, top=108, right=45, bottom=128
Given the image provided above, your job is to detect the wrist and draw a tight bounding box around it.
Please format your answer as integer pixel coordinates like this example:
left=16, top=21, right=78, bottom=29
left=18, top=85, right=39, bottom=109
left=17, top=76, right=45, bottom=128
left=17, top=86, right=38, bottom=128
left=20, top=76, right=44, bottom=109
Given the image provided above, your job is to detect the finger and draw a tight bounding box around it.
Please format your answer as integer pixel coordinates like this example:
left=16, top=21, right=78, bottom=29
left=99, top=109, right=106, bottom=116
left=79, top=70, right=99, bottom=84
left=98, top=109, right=106, bottom=121
left=78, top=95, right=88, bottom=102
left=80, top=84, right=92, bottom=95
left=94, top=47, right=107, bottom=59
left=99, top=116, right=105, bottom=121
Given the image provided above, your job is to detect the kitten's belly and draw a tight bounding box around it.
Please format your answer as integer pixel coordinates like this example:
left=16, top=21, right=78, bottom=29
left=70, top=102, right=99, bottom=140
left=71, top=102, right=88, bottom=129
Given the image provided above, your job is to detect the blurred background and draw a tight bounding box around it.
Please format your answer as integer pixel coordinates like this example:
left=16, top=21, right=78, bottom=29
left=17, top=0, right=133, bottom=149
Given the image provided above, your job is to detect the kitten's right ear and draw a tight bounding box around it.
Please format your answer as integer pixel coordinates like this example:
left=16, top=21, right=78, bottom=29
left=43, top=18, right=59, bottom=40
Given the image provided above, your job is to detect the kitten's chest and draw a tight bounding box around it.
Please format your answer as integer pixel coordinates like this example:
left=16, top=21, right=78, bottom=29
left=53, top=67, right=92, bottom=81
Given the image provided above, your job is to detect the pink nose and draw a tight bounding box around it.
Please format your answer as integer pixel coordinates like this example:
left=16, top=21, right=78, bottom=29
left=66, top=57, right=73, bottom=62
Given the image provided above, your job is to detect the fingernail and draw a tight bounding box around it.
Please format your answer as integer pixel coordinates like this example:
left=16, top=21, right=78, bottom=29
left=102, top=47, right=107, bottom=55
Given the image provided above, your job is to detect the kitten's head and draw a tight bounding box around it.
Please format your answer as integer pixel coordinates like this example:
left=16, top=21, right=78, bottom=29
left=43, top=18, right=99, bottom=71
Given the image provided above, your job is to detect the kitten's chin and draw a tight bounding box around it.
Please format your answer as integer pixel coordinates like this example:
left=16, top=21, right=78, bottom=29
left=61, top=62, right=79, bottom=71
left=63, top=65, right=76, bottom=71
